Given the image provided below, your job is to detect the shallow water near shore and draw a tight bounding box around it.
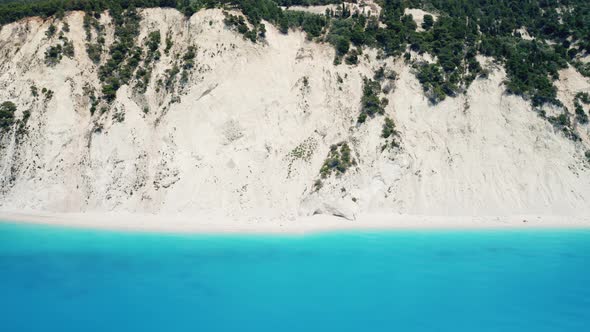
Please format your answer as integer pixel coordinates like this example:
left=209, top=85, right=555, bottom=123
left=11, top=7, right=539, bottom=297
left=0, top=221, right=589, bottom=331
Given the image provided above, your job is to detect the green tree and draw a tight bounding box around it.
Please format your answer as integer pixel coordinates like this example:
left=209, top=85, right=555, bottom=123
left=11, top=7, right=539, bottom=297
left=422, top=14, right=433, bottom=30
left=336, top=37, right=350, bottom=56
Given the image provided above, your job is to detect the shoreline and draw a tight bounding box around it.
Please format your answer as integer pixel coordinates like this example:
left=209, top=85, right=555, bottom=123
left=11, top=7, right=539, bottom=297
left=1, top=211, right=590, bottom=234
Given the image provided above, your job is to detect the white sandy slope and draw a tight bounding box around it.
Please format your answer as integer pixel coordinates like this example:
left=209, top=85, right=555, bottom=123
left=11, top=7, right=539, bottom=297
left=283, top=1, right=381, bottom=17
left=404, top=8, right=437, bottom=32
left=1, top=8, right=590, bottom=232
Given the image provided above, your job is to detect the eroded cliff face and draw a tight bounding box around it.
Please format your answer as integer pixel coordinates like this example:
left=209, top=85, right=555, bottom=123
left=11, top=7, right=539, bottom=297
left=1, top=8, right=590, bottom=221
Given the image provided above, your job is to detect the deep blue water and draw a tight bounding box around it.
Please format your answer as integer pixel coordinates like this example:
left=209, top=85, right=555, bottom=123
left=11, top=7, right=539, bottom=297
left=0, top=222, right=589, bottom=331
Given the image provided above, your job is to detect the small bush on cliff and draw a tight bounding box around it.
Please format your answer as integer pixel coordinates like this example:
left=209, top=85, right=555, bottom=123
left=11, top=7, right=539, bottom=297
left=577, top=92, right=590, bottom=104
left=381, top=117, right=400, bottom=150
left=45, top=36, right=74, bottom=66
left=574, top=92, right=590, bottom=125
left=344, top=49, right=359, bottom=65
left=146, top=30, right=161, bottom=55
left=382, top=117, right=396, bottom=139
left=575, top=103, right=588, bottom=124
left=224, top=12, right=264, bottom=43
left=165, top=31, right=173, bottom=55
left=358, top=78, right=387, bottom=123
left=86, top=43, right=102, bottom=63
left=45, top=23, right=56, bottom=38
left=415, top=63, right=451, bottom=104
left=319, top=142, right=356, bottom=178
left=62, top=39, right=74, bottom=58
left=45, top=44, right=63, bottom=66
left=0, top=101, right=17, bottom=131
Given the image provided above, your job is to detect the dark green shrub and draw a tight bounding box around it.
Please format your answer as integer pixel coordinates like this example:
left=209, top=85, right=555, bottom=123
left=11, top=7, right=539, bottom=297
left=86, top=43, right=102, bottom=63
left=62, top=40, right=74, bottom=58
left=319, top=142, right=356, bottom=178
left=335, top=37, right=350, bottom=56
left=44, top=44, right=63, bottom=66
left=165, top=31, right=173, bottom=55
left=381, top=117, right=400, bottom=150
left=415, top=63, right=450, bottom=104
left=344, top=49, right=358, bottom=65
left=147, top=31, right=161, bottom=53
left=358, top=78, right=386, bottom=123
left=382, top=117, right=396, bottom=138
left=45, top=24, right=57, bottom=38
left=0, top=101, right=17, bottom=130
left=422, top=15, right=433, bottom=30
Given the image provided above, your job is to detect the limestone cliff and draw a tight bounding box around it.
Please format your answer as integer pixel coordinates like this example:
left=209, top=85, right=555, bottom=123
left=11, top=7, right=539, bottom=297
left=1, top=8, right=590, bottom=221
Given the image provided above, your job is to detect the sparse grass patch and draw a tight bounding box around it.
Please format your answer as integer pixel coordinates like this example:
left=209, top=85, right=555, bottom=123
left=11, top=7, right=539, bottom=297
left=286, top=137, right=317, bottom=178
left=289, top=138, right=316, bottom=162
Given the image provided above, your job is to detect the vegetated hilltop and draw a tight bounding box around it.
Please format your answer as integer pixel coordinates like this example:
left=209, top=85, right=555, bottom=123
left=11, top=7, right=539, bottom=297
left=1, top=0, right=590, bottom=221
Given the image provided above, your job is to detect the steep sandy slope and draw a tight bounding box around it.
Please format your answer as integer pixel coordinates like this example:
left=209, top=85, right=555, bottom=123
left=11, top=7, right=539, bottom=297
left=1, top=8, right=590, bottom=223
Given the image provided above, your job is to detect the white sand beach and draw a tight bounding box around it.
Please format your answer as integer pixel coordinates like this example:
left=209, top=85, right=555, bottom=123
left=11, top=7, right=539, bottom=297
left=2, top=211, right=590, bottom=234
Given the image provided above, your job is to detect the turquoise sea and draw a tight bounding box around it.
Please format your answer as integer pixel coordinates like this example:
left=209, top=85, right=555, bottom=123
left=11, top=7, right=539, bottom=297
left=0, top=222, right=589, bottom=331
